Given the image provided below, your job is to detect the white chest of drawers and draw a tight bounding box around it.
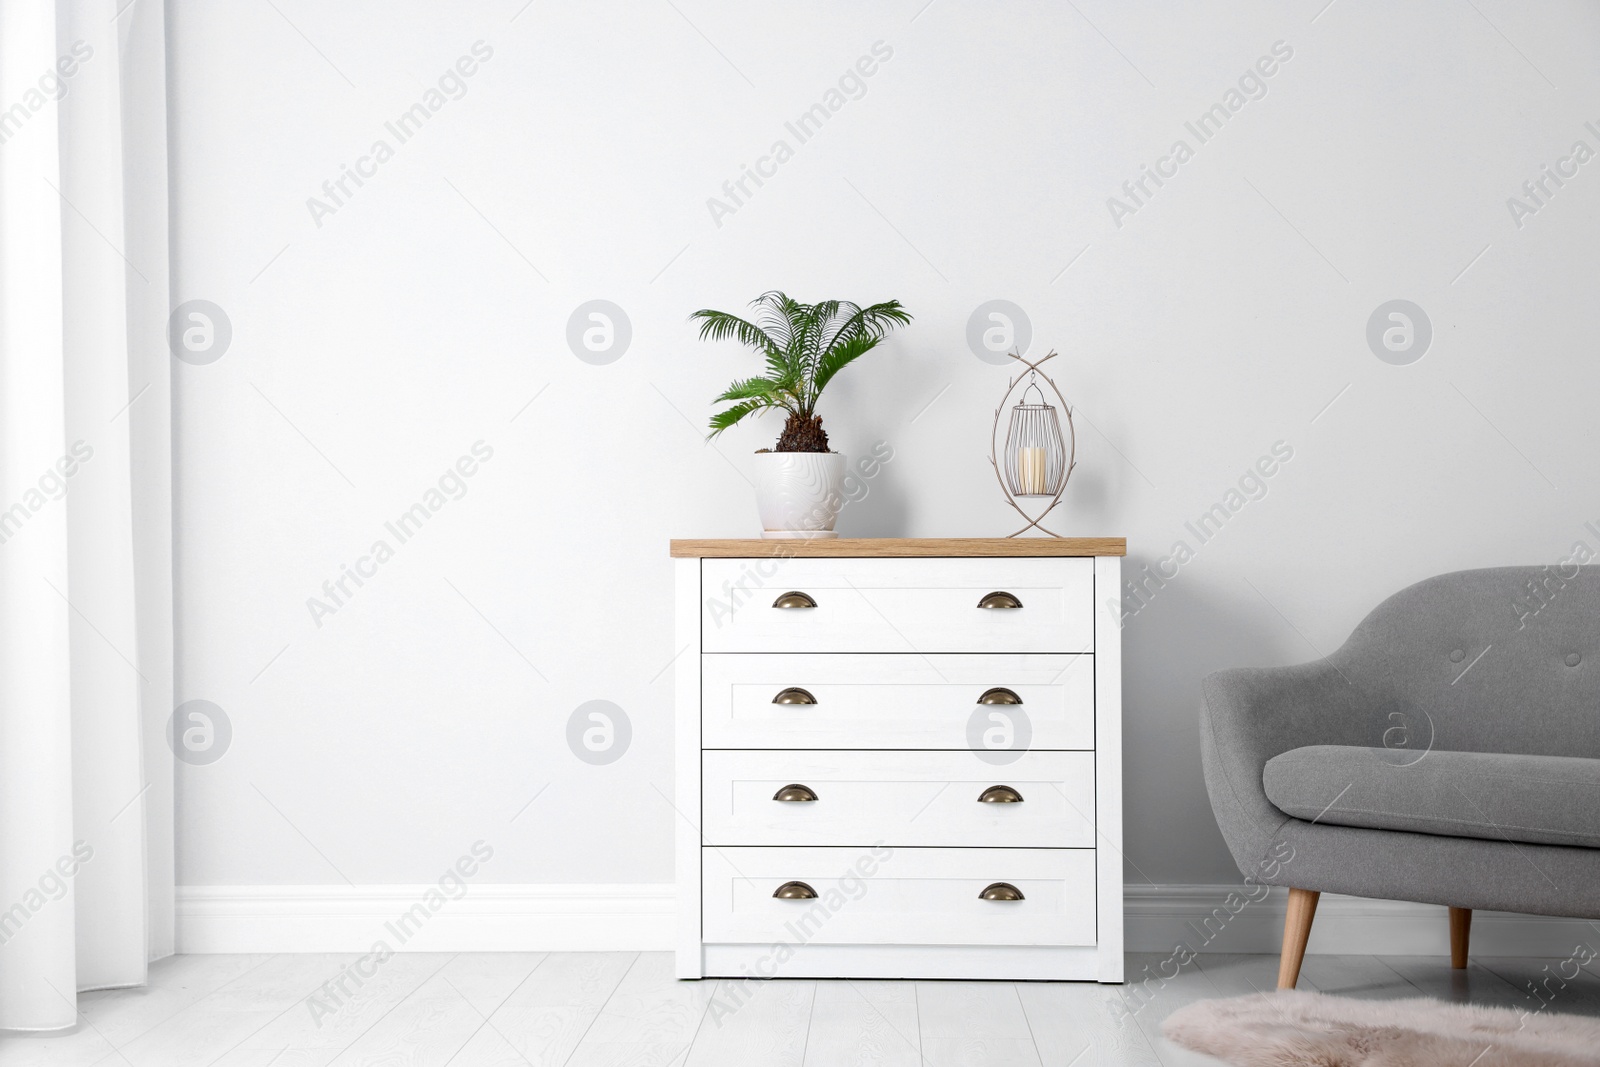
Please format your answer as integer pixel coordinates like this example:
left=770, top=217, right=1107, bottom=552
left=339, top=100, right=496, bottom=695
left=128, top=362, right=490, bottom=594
left=671, top=537, right=1125, bottom=982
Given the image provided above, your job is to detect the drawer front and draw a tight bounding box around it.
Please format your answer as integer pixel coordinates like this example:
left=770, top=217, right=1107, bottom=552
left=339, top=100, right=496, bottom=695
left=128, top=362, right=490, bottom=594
left=703, top=846, right=1096, bottom=946
left=702, top=750, right=1095, bottom=848
left=701, top=558, right=1094, bottom=653
left=702, top=653, right=1093, bottom=750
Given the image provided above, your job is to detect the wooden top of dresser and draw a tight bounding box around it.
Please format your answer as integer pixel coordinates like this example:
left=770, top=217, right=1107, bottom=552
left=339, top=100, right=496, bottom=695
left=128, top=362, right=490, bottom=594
left=669, top=537, right=1126, bottom=558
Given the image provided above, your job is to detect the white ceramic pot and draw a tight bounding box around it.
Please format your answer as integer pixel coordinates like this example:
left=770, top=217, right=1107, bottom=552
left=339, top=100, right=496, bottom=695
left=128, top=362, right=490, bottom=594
left=751, top=451, right=846, bottom=539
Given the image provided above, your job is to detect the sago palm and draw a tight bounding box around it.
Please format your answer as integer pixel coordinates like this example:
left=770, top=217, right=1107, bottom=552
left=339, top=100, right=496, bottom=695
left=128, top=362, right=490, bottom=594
left=692, top=291, right=912, bottom=452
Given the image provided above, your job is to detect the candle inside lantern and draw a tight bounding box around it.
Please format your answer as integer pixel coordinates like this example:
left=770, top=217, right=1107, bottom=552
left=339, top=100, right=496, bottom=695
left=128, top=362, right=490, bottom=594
left=1018, top=446, right=1047, bottom=495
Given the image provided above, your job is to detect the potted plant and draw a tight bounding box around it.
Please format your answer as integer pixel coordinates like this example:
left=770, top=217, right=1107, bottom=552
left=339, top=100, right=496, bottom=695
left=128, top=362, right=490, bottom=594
left=693, top=291, right=911, bottom=539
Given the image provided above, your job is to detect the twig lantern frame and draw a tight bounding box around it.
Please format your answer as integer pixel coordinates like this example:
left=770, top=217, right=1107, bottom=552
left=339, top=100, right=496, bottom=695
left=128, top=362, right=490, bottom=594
left=988, top=350, right=1076, bottom=538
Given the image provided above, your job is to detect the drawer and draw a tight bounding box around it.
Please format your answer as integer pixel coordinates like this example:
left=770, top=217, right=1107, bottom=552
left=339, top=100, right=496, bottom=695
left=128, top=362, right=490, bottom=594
left=702, top=750, right=1095, bottom=847
left=702, top=653, right=1093, bottom=750
left=701, top=557, right=1094, bottom=653
left=703, top=846, right=1096, bottom=946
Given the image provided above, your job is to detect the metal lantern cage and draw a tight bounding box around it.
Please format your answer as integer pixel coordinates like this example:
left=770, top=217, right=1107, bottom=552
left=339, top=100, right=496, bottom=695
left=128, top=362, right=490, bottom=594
left=989, top=350, right=1076, bottom=537
left=1003, top=389, right=1067, bottom=497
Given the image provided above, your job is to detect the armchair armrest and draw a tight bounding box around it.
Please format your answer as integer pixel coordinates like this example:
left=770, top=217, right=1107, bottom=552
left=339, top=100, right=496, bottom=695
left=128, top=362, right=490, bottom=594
left=1200, top=660, right=1365, bottom=877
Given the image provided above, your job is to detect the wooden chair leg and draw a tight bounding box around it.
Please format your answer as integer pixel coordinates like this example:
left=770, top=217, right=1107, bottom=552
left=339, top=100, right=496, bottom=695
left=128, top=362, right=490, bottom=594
left=1449, top=907, right=1472, bottom=969
left=1278, top=888, right=1320, bottom=989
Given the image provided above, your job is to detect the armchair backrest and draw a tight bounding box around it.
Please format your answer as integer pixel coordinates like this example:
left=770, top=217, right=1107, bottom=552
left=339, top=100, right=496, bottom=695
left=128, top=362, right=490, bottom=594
left=1329, top=565, right=1600, bottom=760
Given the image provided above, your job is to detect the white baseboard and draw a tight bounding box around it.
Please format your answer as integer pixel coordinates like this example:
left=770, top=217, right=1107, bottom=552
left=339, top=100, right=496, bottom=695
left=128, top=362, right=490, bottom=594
left=176, top=884, right=676, bottom=954
left=1125, top=884, right=1600, bottom=957
left=176, top=883, right=1600, bottom=958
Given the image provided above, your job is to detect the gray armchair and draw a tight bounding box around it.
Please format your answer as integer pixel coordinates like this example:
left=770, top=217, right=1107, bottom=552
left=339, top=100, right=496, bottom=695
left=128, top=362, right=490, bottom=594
left=1200, top=566, right=1600, bottom=987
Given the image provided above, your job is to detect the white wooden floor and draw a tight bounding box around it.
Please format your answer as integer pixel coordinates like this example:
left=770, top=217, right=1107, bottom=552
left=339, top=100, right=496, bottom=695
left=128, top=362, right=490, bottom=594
left=3, top=951, right=1597, bottom=1066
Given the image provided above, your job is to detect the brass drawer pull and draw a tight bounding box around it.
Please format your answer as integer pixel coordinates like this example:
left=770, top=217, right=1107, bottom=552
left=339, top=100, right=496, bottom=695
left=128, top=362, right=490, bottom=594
left=977, top=591, right=1023, bottom=609
left=978, top=785, right=1024, bottom=803
left=979, top=882, right=1025, bottom=901
left=772, top=784, right=819, bottom=802
left=772, top=591, right=817, bottom=609
left=978, top=687, right=1023, bottom=705
left=772, top=687, right=817, bottom=705
left=773, top=880, right=818, bottom=899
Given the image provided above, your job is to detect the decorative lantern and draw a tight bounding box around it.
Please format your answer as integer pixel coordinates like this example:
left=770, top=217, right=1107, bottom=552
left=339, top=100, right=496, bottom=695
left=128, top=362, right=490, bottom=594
left=1003, top=381, right=1067, bottom=497
left=989, top=350, right=1076, bottom=537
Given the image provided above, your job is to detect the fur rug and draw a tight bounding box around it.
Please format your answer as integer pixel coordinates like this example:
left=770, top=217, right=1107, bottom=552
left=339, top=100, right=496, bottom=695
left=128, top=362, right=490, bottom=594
left=1162, top=990, right=1600, bottom=1067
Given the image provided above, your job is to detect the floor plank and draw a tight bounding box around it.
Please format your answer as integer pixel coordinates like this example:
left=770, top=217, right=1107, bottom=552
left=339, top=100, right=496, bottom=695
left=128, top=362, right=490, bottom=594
left=244, top=952, right=457, bottom=1053
left=1476, top=955, right=1600, bottom=1018
left=209, top=1049, right=343, bottom=1066
left=684, top=978, right=813, bottom=1067
left=916, top=981, right=1041, bottom=1067
left=112, top=1006, right=290, bottom=1067
left=78, top=954, right=277, bottom=1049
left=565, top=952, right=716, bottom=1067
left=448, top=951, right=636, bottom=1066
left=1119, top=953, right=1230, bottom=1067
left=103, top=955, right=375, bottom=1067
left=1379, top=954, right=1529, bottom=1011
left=803, top=980, right=921, bottom=1067
left=433, top=953, right=549, bottom=1017
left=1294, top=953, right=1423, bottom=1000
left=325, top=964, right=490, bottom=1066
left=1195, top=953, right=1317, bottom=998
left=1016, top=980, right=1163, bottom=1067
left=0, top=1027, right=119, bottom=1067
left=203, top=955, right=376, bottom=1013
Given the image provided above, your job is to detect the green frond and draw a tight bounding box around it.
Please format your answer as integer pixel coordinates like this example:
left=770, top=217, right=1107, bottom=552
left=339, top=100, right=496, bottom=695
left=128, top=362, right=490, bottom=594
left=744, top=293, right=791, bottom=353
left=689, top=309, right=783, bottom=356
left=803, top=300, right=914, bottom=406
left=800, top=300, right=845, bottom=378
left=707, top=398, right=776, bottom=438
left=809, top=329, right=882, bottom=400
left=713, top=376, right=783, bottom=403
left=829, top=300, right=913, bottom=346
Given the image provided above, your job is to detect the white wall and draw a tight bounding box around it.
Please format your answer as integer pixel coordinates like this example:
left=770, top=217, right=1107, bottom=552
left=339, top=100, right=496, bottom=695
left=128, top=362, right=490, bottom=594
left=169, top=0, right=1600, bottom=892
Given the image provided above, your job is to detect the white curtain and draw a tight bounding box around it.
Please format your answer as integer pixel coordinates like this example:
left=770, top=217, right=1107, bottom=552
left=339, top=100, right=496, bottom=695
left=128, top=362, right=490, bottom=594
left=0, top=0, right=173, bottom=1031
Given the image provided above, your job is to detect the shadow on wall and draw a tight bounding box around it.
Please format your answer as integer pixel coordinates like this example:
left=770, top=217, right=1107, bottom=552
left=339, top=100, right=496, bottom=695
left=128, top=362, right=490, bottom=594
left=835, top=463, right=911, bottom=538
left=1063, top=468, right=1112, bottom=518
left=1119, top=550, right=1301, bottom=884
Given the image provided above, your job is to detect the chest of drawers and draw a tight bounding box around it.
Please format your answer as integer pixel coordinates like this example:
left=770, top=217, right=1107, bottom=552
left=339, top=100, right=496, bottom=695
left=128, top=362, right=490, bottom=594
left=670, top=537, right=1125, bottom=982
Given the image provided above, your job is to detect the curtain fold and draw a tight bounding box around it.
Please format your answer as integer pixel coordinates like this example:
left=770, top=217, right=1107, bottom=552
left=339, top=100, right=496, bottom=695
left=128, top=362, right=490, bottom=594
left=0, top=0, right=173, bottom=1031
